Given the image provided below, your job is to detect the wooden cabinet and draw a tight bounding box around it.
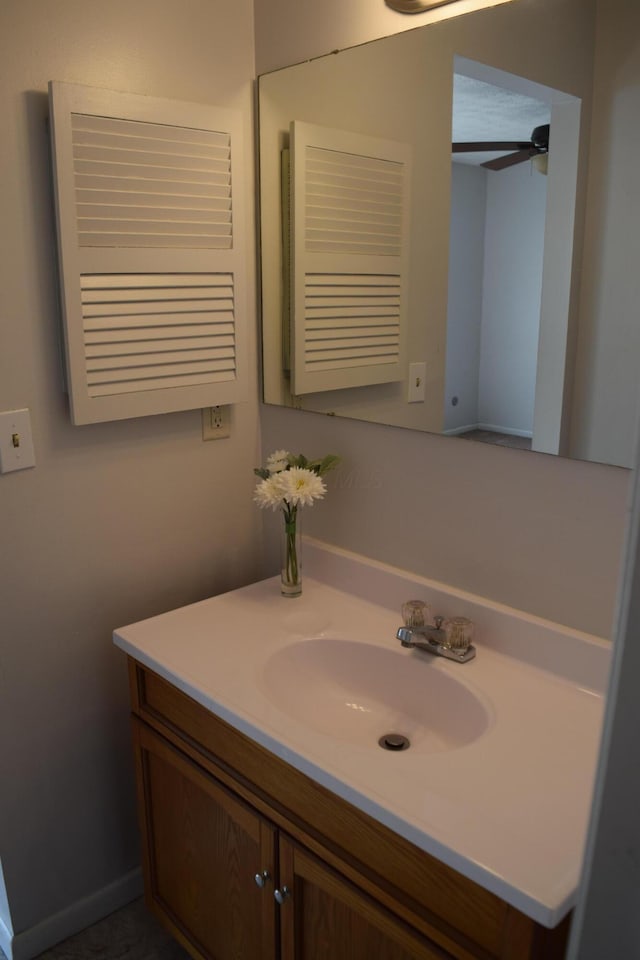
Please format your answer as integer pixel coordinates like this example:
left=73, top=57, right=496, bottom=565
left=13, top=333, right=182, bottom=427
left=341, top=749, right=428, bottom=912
left=278, top=837, right=450, bottom=960
left=128, top=660, right=570, bottom=960
left=134, top=722, right=276, bottom=960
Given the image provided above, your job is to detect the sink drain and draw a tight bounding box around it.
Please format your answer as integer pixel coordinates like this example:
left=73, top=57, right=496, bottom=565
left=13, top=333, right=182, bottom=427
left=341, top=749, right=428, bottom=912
left=378, top=733, right=410, bottom=752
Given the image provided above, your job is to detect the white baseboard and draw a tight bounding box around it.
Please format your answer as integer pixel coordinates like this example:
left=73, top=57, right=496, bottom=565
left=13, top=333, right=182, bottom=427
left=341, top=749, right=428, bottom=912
left=444, top=422, right=533, bottom=439
left=443, top=422, right=478, bottom=436
left=8, top=868, right=143, bottom=960
left=477, top=422, right=533, bottom=439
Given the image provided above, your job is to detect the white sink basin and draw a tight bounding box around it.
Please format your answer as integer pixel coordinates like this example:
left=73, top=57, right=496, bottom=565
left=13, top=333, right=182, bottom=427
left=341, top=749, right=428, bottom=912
left=113, top=538, right=610, bottom=926
left=260, top=637, right=491, bottom=753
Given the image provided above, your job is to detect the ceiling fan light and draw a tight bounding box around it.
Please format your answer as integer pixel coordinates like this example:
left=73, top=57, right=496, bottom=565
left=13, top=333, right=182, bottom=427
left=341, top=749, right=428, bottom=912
left=532, top=153, right=549, bottom=176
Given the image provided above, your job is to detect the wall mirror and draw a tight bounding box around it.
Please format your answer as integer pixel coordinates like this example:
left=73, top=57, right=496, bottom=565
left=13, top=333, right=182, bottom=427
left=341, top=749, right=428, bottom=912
left=258, top=0, right=637, bottom=469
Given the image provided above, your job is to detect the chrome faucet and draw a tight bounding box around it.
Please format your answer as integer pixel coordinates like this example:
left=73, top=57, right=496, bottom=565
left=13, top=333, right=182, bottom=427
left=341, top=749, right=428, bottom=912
left=396, top=601, right=476, bottom=663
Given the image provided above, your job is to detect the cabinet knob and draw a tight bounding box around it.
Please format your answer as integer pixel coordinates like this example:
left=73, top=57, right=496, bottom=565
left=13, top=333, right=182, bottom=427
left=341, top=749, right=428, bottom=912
left=254, top=870, right=270, bottom=889
left=274, top=886, right=291, bottom=905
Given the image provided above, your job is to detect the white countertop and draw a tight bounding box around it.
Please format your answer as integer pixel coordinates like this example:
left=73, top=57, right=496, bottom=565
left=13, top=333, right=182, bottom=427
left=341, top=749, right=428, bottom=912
left=113, top=538, right=609, bottom=928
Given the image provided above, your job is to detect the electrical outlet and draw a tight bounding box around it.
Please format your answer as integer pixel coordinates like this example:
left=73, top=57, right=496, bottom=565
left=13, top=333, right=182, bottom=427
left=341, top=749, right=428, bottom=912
left=202, top=405, right=231, bottom=440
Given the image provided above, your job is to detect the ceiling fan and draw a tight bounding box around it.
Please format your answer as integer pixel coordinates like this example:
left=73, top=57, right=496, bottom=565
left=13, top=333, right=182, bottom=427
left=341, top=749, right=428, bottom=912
left=452, top=123, right=550, bottom=171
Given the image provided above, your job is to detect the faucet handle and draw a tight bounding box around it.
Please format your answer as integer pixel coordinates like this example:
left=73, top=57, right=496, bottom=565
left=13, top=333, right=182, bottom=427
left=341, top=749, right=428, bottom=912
left=443, top=616, right=475, bottom=654
left=401, top=600, right=430, bottom=627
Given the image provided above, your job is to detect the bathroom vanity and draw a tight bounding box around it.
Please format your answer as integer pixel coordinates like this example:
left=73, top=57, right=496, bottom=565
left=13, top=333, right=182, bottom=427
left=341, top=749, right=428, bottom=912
left=114, top=540, right=609, bottom=960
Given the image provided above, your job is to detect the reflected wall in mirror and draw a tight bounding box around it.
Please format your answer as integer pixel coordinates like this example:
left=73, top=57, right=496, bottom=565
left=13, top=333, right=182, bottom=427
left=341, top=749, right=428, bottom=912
left=259, top=0, right=637, bottom=469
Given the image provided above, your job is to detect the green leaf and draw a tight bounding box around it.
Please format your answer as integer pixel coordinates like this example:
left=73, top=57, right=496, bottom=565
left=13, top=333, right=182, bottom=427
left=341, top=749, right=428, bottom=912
left=264, top=452, right=340, bottom=477
left=316, top=454, right=341, bottom=476
left=254, top=467, right=270, bottom=480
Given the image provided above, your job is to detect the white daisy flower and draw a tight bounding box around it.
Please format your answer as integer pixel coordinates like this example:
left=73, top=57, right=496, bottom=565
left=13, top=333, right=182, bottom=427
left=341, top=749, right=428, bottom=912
left=253, top=475, right=286, bottom=510
left=266, top=449, right=290, bottom=474
left=278, top=467, right=326, bottom=507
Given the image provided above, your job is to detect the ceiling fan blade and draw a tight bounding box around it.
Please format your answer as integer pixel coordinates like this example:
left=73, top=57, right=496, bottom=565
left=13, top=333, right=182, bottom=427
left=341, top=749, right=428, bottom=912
left=482, top=148, right=534, bottom=171
left=452, top=140, right=532, bottom=153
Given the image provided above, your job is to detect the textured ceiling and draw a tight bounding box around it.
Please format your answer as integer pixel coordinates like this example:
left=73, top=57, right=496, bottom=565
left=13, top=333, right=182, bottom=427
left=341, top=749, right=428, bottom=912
left=452, top=74, right=551, bottom=166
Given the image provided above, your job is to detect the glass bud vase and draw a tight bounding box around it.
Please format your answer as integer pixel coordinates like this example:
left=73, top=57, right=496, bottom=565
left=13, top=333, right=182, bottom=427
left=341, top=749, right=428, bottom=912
left=281, top=508, right=302, bottom=597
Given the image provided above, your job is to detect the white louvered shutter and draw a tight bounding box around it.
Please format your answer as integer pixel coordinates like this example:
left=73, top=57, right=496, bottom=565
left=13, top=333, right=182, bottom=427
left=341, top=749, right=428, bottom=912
left=48, top=82, right=247, bottom=424
left=290, top=121, right=411, bottom=395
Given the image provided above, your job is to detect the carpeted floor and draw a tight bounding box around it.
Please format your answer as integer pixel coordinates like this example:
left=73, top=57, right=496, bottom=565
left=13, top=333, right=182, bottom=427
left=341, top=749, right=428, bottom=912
left=2, top=899, right=190, bottom=960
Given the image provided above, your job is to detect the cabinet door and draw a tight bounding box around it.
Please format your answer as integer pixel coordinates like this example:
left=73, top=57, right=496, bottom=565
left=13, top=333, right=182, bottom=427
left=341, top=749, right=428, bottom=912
left=277, top=836, right=454, bottom=960
left=133, top=719, right=277, bottom=960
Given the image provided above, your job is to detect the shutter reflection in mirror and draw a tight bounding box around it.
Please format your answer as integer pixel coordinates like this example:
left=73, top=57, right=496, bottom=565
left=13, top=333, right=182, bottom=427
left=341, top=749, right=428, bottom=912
left=289, top=121, right=411, bottom=395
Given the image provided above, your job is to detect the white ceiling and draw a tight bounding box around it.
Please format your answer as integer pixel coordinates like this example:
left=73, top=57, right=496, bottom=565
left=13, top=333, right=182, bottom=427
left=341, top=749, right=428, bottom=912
left=452, top=74, right=551, bottom=167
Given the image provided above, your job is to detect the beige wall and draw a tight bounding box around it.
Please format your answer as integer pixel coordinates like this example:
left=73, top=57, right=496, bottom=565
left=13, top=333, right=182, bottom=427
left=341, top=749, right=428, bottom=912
left=0, top=0, right=259, bottom=947
left=254, top=0, right=515, bottom=75
left=570, top=0, right=640, bottom=467
left=559, top=5, right=640, bottom=951
left=255, top=0, right=631, bottom=638
left=262, top=406, right=628, bottom=635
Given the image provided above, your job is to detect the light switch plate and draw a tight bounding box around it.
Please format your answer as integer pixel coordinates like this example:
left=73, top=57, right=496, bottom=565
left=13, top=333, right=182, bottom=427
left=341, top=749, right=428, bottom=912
left=0, top=409, right=36, bottom=473
left=408, top=362, right=427, bottom=403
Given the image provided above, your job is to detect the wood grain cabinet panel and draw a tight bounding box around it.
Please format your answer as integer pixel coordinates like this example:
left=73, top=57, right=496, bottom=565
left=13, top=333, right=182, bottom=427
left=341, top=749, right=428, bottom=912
left=278, top=836, right=452, bottom=960
left=128, top=660, right=570, bottom=960
left=133, top=720, right=277, bottom=960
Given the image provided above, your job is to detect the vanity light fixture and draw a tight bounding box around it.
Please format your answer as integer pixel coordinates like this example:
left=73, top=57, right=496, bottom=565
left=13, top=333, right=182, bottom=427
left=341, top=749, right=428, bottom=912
left=385, top=0, right=464, bottom=12
left=385, top=0, right=514, bottom=11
